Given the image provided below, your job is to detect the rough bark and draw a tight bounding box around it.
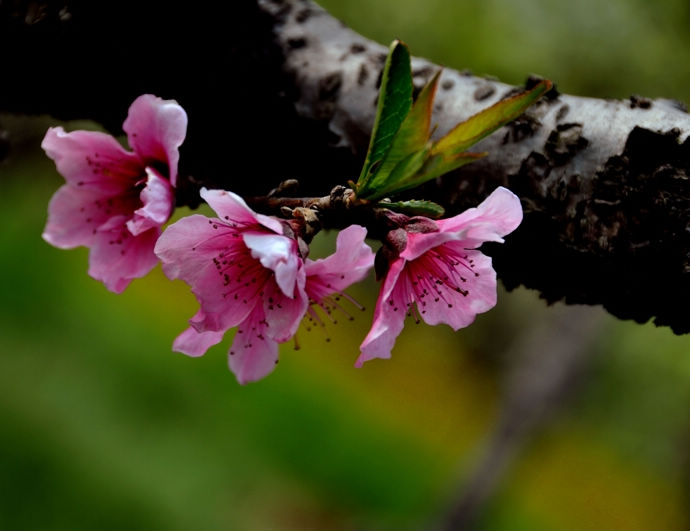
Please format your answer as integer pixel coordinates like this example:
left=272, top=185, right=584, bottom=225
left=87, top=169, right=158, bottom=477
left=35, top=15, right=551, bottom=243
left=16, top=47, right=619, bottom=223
left=3, top=0, right=690, bottom=332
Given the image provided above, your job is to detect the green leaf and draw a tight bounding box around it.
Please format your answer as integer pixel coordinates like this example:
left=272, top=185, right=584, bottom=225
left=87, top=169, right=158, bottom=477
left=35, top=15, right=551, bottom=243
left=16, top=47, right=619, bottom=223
left=380, top=199, right=446, bottom=218
left=354, top=42, right=552, bottom=201
left=413, top=151, right=486, bottom=183
left=363, top=145, right=431, bottom=201
left=396, top=69, right=439, bottom=152
left=432, top=79, right=553, bottom=156
left=356, top=40, right=413, bottom=189
left=360, top=71, right=440, bottom=198
left=368, top=151, right=485, bottom=199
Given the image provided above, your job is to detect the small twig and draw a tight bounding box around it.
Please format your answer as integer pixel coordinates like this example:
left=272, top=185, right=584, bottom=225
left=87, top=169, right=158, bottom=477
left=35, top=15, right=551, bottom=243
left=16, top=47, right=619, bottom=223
left=246, top=186, right=396, bottom=241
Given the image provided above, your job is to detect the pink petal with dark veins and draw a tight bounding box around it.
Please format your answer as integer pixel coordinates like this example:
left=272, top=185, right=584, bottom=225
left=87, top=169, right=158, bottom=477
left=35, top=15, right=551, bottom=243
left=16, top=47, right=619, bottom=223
left=260, top=279, right=308, bottom=343
left=409, top=246, right=497, bottom=330
left=42, top=127, right=141, bottom=192
left=200, top=188, right=284, bottom=235
left=88, top=223, right=160, bottom=293
left=228, top=306, right=280, bottom=385
left=155, top=215, right=261, bottom=330
left=43, top=185, right=114, bottom=248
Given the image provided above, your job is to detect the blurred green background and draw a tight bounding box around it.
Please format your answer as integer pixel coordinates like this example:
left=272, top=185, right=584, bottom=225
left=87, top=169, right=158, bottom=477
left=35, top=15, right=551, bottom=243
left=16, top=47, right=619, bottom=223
left=2, top=0, right=690, bottom=529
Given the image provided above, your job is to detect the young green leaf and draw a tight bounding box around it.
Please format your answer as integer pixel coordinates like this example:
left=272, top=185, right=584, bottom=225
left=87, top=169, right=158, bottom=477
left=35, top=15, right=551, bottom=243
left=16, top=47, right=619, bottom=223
left=380, top=199, right=446, bottom=218
left=367, top=151, right=485, bottom=200
left=363, top=145, right=431, bottom=200
left=359, top=71, right=440, bottom=198
left=356, top=40, right=413, bottom=189
left=411, top=151, right=486, bottom=184
left=432, top=79, right=553, bottom=156
left=354, top=42, right=552, bottom=202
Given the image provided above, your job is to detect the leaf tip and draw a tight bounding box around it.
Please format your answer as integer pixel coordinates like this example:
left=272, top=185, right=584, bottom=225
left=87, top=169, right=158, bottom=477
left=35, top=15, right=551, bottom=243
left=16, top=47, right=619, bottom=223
left=389, top=39, right=410, bottom=54
left=526, top=78, right=554, bottom=98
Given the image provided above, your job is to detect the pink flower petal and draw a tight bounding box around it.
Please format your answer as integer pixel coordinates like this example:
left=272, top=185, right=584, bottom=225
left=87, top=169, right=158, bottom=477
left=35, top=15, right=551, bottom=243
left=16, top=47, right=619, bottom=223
left=399, top=229, right=457, bottom=262
left=359, top=187, right=521, bottom=365
left=228, top=306, right=280, bottom=384
left=173, top=326, right=225, bottom=357
left=122, top=94, right=188, bottom=186
left=156, top=190, right=341, bottom=382
left=126, top=167, right=174, bottom=236
left=305, top=225, right=374, bottom=300
left=88, top=224, right=160, bottom=293
left=95, top=213, right=130, bottom=232
left=243, top=231, right=301, bottom=298
left=43, top=185, right=112, bottom=248
left=42, top=127, right=141, bottom=192
left=261, top=279, right=308, bottom=342
left=200, top=188, right=284, bottom=235
left=436, top=186, right=523, bottom=243
left=154, top=214, right=222, bottom=281
left=41, top=94, right=189, bottom=294
left=400, top=188, right=523, bottom=261
left=155, top=215, right=259, bottom=329
left=356, top=258, right=407, bottom=366
left=411, top=247, right=497, bottom=330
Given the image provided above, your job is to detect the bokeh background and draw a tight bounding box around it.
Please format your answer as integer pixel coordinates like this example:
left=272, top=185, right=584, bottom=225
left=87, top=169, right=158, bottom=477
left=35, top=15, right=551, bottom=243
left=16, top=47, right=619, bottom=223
left=2, top=0, right=690, bottom=529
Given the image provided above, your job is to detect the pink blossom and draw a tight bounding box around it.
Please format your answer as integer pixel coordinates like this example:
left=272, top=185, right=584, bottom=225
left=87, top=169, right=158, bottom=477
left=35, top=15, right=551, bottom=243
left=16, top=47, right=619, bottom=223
left=155, top=189, right=374, bottom=384
left=357, top=187, right=523, bottom=367
left=303, top=224, right=375, bottom=331
left=42, top=94, right=188, bottom=293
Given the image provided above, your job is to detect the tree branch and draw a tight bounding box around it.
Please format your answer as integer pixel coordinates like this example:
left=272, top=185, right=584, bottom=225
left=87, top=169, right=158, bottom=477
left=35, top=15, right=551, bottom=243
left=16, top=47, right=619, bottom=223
left=3, top=0, right=690, bottom=332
